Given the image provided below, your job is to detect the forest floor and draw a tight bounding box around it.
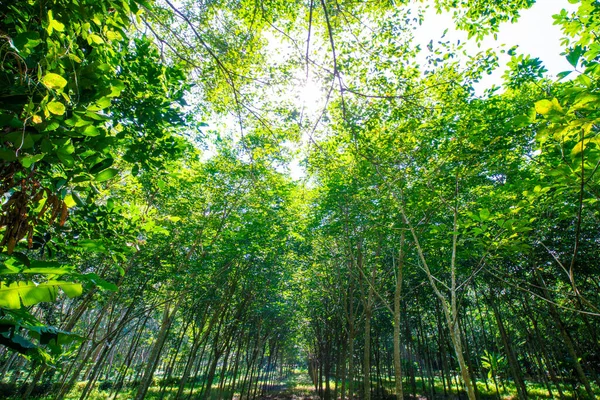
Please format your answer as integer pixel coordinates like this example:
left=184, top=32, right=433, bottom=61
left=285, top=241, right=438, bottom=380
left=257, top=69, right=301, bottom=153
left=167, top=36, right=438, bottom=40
left=4, top=368, right=598, bottom=399
left=258, top=370, right=319, bottom=399
left=255, top=370, right=600, bottom=400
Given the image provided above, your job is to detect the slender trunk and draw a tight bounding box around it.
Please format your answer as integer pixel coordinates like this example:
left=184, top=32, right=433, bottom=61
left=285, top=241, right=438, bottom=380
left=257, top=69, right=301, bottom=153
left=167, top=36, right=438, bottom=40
left=522, top=295, right=565, bottom=399
left=487, top=290, right=527, bottom=400
left=176, top=335, right=202, bottom=399
left=473, top=285, right=492, bottom=392
left=176, top=303, right=220, bottom=399
left=159, top=319, right=190, bottom=400
left=436, top=301, right=449, bottom=397
left=202, top=348, right=222, bottom=400
left=458, top=314, right=479, bottom=400
left=347, top=278, right=356, bottom=400
left=186, top=330, right=211, bottom=399
left=218, top=342, right=233, bottom=398
left=21, top=363, right=44, bottom=400
left=535, top=270, right=594, bottom=398
left=251, top=337, right=268, bottom=400
left=228, top=339, right=243, bottom=400
left=135, top=297, right=182, bottom=400
left=112, top=316, right=149, bottom=399
left=400, top=194, right=476, bottom=400
left=334, top=334, right=341, bottom=400
left=393, top=232, right=405, bottom=400
left=340, top=334, right=347, bottom=400
left=363, top=263, right=374, bottom=400
left=404, top=322, right=416, bottom=399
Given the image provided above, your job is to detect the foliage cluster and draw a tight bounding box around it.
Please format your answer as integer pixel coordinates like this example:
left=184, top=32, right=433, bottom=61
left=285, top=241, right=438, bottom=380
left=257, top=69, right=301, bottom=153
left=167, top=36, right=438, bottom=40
left=0, top=1, right=599, bottom=400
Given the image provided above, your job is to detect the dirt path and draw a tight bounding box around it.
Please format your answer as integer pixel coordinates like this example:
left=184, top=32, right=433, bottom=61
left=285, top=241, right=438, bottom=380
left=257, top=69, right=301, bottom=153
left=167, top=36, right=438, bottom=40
left=255, top=370, right=319, bottom=400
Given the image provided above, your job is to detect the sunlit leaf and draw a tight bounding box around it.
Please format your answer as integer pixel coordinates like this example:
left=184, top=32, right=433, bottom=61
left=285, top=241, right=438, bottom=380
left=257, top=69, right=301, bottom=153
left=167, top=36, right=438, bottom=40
left=94, top=168, right=119, bottom=182
left=47, top=101, right=66, bottom=115
left=87, top=33, right=104, bottom=45
left=479, top=208, right=490, bottom=221
left=0, top=281, right=79, bottom=309
left=20, top=154, right=44, bottom=168
left=534, top=99, right=553, bottom=115
left=78, top=239, right=107, bottom=252
left=42, top=73, right=67, bottom=90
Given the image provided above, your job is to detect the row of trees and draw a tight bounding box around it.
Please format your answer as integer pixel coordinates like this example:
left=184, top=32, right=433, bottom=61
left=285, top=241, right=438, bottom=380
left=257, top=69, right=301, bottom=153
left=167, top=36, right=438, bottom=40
left=300, top=0, right=600, bottom=399
left=1, top=0, right=599, bottom=399
left=0, top=0, right=303, bottom=398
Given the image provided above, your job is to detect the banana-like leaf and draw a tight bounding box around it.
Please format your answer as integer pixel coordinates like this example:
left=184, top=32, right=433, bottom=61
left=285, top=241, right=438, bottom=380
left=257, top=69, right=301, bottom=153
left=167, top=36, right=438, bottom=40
left=0, top=329, right=37, bottom=355
left=0, top=280, right=83, bottom=309
left=28, top=325, right=85, bottom=345
left=75, top=273, right=118, bottom=291
left=1, top=255, right=74, bottom=276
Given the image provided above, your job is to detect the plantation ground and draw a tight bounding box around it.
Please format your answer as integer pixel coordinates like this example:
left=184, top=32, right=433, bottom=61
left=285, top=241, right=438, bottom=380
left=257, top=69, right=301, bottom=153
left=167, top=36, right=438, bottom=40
left=4, top=369, right=599, bottom=400
left=2, top=1, right=600, bottom=400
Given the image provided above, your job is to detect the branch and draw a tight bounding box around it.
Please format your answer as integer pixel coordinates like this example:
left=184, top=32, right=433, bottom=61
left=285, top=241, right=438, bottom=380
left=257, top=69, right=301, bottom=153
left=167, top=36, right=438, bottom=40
left=319, top=0, right=346, bottom=118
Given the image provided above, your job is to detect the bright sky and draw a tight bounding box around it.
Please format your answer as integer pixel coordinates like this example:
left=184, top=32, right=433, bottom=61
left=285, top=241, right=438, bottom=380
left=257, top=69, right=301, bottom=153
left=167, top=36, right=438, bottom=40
left=204, top=1, right=578, bottom=180
left=413, top=0, right=577, bottom=93
left=288, top=0, right=578, bottom=180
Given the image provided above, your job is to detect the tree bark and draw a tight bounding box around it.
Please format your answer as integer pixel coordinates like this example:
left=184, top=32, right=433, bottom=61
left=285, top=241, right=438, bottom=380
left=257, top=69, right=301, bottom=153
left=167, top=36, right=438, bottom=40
left=487, top=290, right=527, bottom=400
left=135, top=296, right=182, bottom=400
left=393, top=232, right=405, bottom=400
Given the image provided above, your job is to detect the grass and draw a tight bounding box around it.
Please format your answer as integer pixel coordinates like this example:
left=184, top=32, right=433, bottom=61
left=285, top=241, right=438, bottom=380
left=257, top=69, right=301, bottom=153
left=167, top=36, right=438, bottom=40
left=5, top=369, right=599, bottom=399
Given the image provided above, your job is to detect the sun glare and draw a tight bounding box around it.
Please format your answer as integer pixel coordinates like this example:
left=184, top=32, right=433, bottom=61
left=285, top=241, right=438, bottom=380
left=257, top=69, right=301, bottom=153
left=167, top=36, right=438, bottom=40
left=299, top=76, right=324, bottom=111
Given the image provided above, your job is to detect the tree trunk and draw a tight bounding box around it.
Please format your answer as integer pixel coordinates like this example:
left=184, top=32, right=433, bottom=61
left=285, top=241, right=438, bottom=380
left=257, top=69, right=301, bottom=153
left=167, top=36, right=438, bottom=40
left=135, top=296, right=182, bottom=400
left=400, top=194, right=476, bottom=400
left=535, top=270, right=594, bottom=398
left=487, top=290, right=527, bottom=400
left=362, top=253, right=374, bottom=400
left=393, top=232, right=405, bottom=400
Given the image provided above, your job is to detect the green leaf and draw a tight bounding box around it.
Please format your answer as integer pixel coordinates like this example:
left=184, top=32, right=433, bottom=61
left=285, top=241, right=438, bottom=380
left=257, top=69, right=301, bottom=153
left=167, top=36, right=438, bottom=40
left=106, top=30, right=122, bottom=41
left=20, top=154, right=44, bottom=168
left=82, top=126, right=101, bottom=137
left=0, top=331, right=37, bottom=355
left=0, top=281, right=77, bottom=309
left=573, top=93, right=599, bottom=109
left=57, top=152, right=75, bottom=167
left=87, top=34, right=104, bottom=45
left=566, top=45, right=583, bottom=68
left=108, top=79, right=126, bottom=97
left=3, top=258, right=24, bottom=274
left=479, top=208, right=490, bottom=221
left=89, top=158, right=114, bottom=174
left=95, top=168, right=119, bottom=182
left=5, top=132, right=34, bottom=149
left=27, top=325, right=84, bottom=346
left=52, top=281, right=82, bottom=298
left=0, top=150, right=17, bottom=162
left=534, top=99, right=553, bottom=115
left=47, top=101, right=66, bottom=115
left=42, top=73, right=68, bottom=90
left=556, top=70, right=572, bottom=80
left=63, top=194, right=76, bottom=207
left=69, top=53, right=82, bottom=63
left=43, top=121, right=60, bottom=132
left=78, top=239, right=107, bottom=252
left=23, top=260, right=74, bottom=276
left=571, top=141, right=587, bottom=158
left=76, top=273, right=118, bottom=291
left=87, top=97, right=111, bottom=111
left=12, top=32, right=42, bottom=51
left=526, top=107, right=536, bottom=123
left=49, top=19, right=65, bottom=33
left=46, top=10, right=65, bottom=34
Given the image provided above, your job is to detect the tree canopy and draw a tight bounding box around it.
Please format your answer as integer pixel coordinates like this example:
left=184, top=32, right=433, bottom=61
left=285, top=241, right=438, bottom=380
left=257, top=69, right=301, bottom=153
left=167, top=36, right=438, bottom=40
left=1, top=0, right=599, bottom=399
